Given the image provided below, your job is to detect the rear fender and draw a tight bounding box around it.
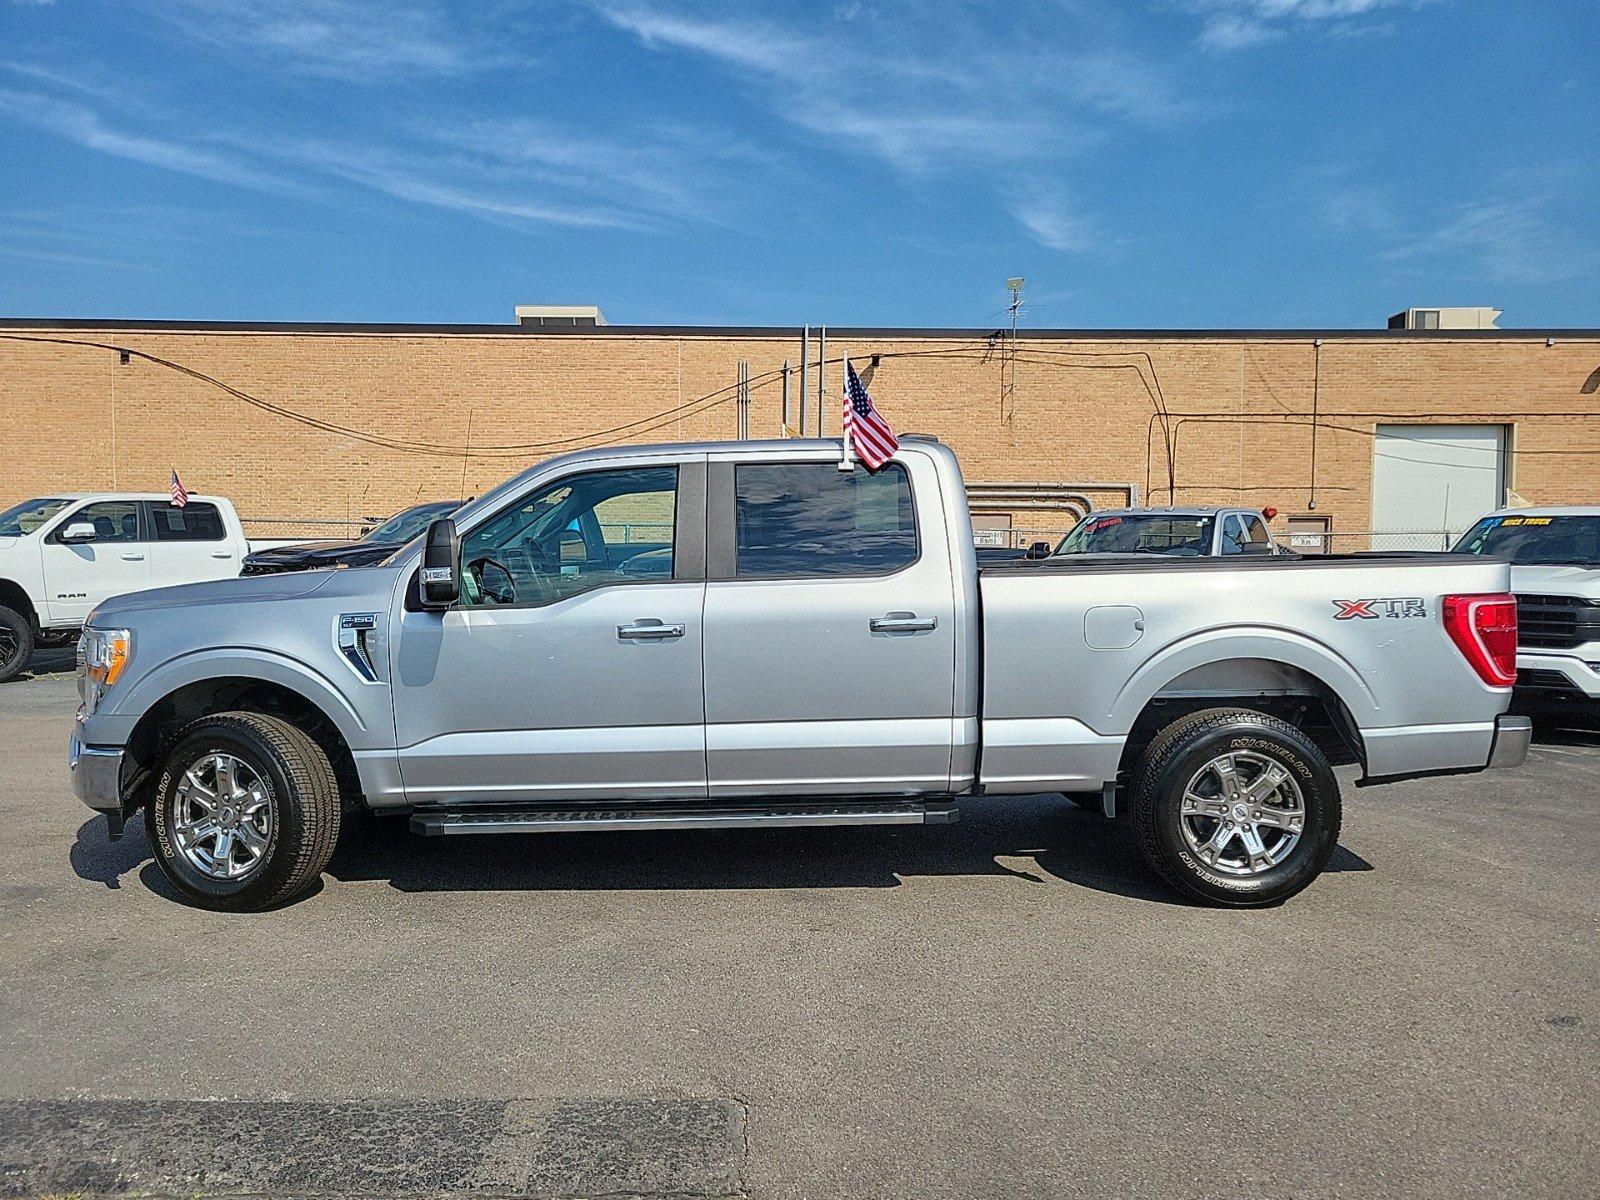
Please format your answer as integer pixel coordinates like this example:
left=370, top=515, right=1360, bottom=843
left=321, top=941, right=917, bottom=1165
left=1109, top=627, right=1380, bottom=732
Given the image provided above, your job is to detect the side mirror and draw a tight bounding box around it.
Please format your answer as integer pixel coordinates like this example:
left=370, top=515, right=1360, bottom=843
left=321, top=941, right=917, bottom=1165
left=1025, top=541, right=1052, bottom=559
left=60, top=522, right=97, bottom=544
left=419, top=518, right=460, bottom=609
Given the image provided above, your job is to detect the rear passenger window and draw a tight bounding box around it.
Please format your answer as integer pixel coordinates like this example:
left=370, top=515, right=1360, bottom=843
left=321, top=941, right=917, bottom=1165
left=151, top=502, right=225, bottom=541
left=734, top=463, right=917, bottom=577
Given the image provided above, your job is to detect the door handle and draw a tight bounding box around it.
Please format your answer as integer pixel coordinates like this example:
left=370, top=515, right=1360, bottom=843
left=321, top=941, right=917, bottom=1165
left=210, top=551, right=234, bottom=559
left=120, top=552, right=146, bottom=561
left=870, top=612, right=938, bottom=633
left=618, top=620, right=686, bottom=640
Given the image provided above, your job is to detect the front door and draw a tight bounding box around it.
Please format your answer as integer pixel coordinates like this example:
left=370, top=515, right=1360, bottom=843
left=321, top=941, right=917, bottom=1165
left=701, top=452, right=958, bottom=798
left=40, top=499, right=151, bottom=624
left=390, top=457, right=708, bottom=806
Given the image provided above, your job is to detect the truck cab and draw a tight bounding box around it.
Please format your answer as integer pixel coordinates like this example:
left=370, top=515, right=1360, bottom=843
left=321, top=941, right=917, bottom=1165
left=1053, top=506, right=1280, bottom=558
left=0, top=493, right=254, bottom=682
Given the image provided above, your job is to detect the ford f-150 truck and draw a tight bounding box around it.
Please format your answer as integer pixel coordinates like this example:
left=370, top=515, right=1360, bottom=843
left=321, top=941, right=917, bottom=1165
left=1452, top=506, right=1600, bottom=724
left=0, top=493, right=300, bottom=684
left=69, top=438, right=1531, bottom=911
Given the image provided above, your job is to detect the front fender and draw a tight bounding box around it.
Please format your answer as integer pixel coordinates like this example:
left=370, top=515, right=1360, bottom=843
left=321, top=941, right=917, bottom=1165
left=1108, top=625, right=1381, bottom=731
left=84, top=646, right=376, bottom=750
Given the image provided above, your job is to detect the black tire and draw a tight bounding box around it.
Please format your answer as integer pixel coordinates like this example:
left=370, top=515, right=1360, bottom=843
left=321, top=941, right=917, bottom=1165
left=1127, top=707, right=1341, bottom=907
left=0, top=606, right=34, bottom=684
left=149, top=711, right=341, bottom=911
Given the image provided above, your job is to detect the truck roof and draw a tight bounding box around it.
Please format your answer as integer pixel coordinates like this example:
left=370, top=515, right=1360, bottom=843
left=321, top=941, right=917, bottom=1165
left=1081, top=506, right=1260, bottom=519
left=41, top=493, right=229, bottom=503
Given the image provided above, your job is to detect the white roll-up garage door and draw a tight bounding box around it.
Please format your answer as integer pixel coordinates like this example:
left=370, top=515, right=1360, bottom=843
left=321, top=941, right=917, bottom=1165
left=1371, top=424, right=1506, bottom=551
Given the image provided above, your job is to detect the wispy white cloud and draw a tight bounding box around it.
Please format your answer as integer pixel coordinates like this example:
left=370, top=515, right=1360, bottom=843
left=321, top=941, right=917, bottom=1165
left=241, top=133, right=644, bottom=229
left=0, top=87, right=308, bottom=195
left=1177, top=0, right=1438, bottom=50
left=593, top=3, right=1183, bottom=175
left=1309, top=165, right=1599, bottom=286
left=1009, top=192, right=1097, bottom=253
left=146, top=0, right=523, bottom=81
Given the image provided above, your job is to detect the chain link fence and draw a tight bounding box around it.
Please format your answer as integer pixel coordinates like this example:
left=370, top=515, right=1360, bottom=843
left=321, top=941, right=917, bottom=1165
left=1283, top=529, right=1462, bottom=554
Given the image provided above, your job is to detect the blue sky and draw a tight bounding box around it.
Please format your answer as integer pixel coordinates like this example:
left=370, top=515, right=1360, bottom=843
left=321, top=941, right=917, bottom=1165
left=1, top=0, right=1595, bottom=328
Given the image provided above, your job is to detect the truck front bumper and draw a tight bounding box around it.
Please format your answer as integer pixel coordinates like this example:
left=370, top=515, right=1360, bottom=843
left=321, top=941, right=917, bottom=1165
left=70, top=729, right=125, bottom=815
left=1515, top=650, right=1600, bottom=704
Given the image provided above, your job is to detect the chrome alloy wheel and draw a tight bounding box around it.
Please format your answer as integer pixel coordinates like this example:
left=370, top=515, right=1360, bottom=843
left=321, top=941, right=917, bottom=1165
left=172, top=753, right=274, bottom=880
left=1179, top=750, right=1305, bottom=876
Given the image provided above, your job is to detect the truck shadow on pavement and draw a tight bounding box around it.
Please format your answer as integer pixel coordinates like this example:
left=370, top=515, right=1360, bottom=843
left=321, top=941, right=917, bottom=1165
left=70, top=795, right=1373, bottom=908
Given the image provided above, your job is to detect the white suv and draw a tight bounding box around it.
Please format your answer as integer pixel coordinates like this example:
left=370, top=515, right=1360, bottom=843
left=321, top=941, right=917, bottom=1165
left=1454, top=507, right=1600, bottom=722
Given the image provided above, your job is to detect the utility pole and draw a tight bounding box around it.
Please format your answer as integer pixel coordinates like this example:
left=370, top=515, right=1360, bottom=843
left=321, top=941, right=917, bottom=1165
left=1002, top=277, right=1025, bottom=425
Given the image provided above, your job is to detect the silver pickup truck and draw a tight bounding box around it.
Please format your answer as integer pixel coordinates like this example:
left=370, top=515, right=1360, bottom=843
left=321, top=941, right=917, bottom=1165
left=70, top=437, right=1530, bottom=911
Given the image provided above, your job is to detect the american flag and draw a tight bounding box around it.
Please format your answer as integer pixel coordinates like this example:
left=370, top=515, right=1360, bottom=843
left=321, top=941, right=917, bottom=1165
left=170, top=468, right=188, bottom=508
left=842, top=358, right=899, bottom=471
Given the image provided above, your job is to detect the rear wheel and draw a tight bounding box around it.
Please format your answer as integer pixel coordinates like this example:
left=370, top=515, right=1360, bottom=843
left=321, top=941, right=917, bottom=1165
left=149, top=711, right=341, bottom=911
left=0, top=606, right=34, bottom=684
left=1127, top=707, right=1341, bottom=907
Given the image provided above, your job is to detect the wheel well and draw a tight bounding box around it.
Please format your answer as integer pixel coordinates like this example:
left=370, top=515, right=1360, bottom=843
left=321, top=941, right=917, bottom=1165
left=125, top=678, right=364, bottom=812
left=0, top=579, right=37, bottom=627
left=1115, top=658, right=1365, bottom=782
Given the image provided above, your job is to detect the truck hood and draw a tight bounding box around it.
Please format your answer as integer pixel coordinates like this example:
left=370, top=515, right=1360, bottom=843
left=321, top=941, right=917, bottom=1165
left=1509, top=563, right=1600, bottom=592
left=0, top=536, right=18, bottom=554
left=91, top=569, right=340, bottom=620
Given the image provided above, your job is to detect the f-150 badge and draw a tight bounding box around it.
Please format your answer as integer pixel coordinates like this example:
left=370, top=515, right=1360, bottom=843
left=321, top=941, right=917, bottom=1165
left=1333, top=597, right=1426, bottom=620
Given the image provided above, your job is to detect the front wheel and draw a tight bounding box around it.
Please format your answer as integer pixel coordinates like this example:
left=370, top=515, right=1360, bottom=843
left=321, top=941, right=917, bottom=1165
left=149, top=711, right=341, bottom=911
left=1127, top=708, right=1341, bottom=907
left=0, top=606, right=34, bottom=684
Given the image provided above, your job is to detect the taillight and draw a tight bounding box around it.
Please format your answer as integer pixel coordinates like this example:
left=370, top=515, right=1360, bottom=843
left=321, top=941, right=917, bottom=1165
left=1442, top=593, right=1517, bottom=688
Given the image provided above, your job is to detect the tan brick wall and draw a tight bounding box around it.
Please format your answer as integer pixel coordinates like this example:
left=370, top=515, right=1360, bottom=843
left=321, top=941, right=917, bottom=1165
left=2, top=325, right=1596, bottom=541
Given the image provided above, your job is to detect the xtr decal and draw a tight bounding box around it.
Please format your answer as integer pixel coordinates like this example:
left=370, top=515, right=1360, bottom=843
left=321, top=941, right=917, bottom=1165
left=1332, top=597, right=1426, bottom=620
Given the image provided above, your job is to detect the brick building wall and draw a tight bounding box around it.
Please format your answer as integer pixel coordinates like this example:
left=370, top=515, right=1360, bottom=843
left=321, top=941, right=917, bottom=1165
left=2, top=320, right=1597, bottom=541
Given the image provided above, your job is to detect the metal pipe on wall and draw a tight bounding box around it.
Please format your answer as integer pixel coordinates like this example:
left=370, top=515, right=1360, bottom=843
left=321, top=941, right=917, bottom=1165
left=799, top=326, right=809, bottom=437
left=818, top=325, right=826, bottom=438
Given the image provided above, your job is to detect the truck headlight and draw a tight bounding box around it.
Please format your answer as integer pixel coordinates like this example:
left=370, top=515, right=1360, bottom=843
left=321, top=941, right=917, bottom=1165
left=83, top=628, right=132, bottom=688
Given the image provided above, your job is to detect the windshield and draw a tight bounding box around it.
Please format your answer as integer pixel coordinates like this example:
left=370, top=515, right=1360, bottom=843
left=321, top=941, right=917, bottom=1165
left=1452, top=514, right=1600, bottom=566
left=362, top=501, right=456, bottom=544
left=0, top=497, right=70, bottom=538
left=1056, top=513, right=1215, bottom=557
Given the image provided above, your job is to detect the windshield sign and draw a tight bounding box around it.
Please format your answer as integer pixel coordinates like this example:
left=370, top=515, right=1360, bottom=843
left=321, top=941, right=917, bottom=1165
left=1453, top=515, right=1600, bottom=566
left=0, top=497, right=70, bottom=538
left=1057, top=513, right=1215, bottom=556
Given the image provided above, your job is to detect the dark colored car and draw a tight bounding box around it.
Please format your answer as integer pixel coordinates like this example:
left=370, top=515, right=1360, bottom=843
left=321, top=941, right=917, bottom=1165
left=241, top=500, right=463, bottom=576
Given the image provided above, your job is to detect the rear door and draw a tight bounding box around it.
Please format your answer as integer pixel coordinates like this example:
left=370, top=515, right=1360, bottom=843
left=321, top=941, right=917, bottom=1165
left=701, top=449, right=958, bottom=798
left=145, top=500, right=242, bottom=586
left=40, top=499, right=151, bottom=623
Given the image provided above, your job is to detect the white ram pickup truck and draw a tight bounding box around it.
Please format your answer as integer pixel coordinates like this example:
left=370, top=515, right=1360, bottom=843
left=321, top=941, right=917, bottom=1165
left=0, top=493, right=293, bottom=683
left=70, top=438, right=1531, bottom=911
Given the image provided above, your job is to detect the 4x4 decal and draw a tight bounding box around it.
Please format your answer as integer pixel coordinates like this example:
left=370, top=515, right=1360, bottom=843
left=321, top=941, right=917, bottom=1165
left=1333, top=597, right=1427, bottom=620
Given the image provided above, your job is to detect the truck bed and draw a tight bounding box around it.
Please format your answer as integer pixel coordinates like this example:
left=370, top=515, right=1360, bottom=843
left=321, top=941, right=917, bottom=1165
left=974, top=548, right=1514, bottom=792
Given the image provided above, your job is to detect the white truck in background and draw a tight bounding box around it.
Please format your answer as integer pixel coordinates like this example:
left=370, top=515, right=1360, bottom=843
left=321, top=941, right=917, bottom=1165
left=0, top=493, right=299, bottom=683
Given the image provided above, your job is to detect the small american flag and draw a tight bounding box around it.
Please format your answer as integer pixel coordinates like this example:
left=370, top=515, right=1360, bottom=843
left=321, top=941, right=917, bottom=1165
left=842, top=358, right=899, bottom=471
left=170, top=468, right=188, bottom=508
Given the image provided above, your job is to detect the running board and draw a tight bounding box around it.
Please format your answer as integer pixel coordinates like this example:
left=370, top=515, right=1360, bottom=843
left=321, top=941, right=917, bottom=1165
left=410, top=800, right=959, bottom=836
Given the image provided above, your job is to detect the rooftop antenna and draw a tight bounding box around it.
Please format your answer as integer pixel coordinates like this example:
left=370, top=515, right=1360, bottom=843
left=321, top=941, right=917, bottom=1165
left=1002, top=277, right=1025, bottom=424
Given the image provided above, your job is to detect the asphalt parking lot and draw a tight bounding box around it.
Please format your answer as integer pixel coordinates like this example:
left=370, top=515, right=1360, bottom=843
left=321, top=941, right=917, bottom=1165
left=1, top=658, right=1597, bottom=1199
